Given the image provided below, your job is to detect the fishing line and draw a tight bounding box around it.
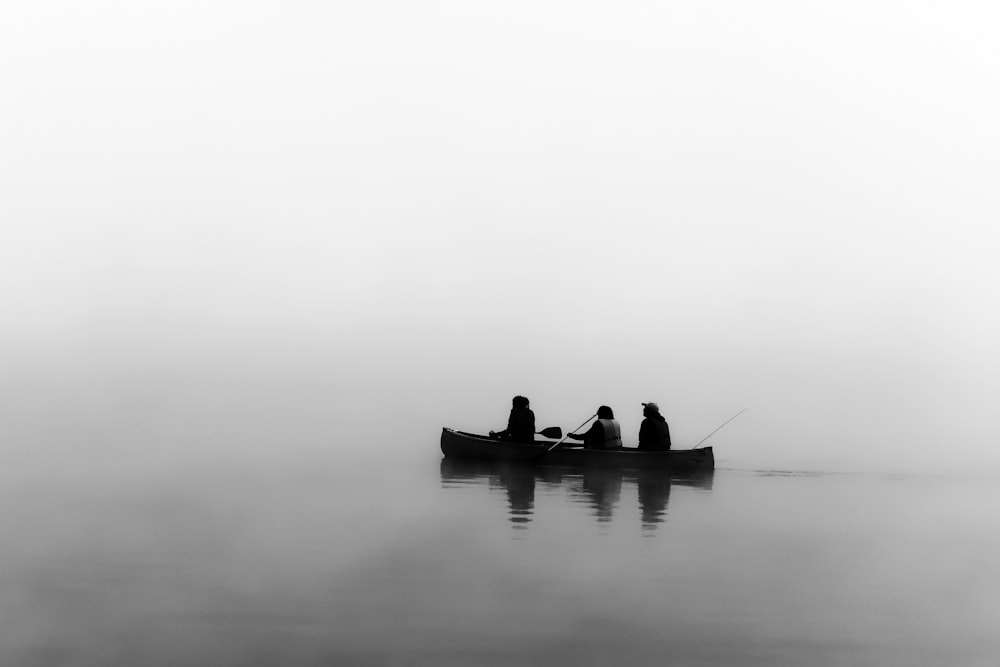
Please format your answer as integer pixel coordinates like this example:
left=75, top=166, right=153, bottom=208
left=692, top=408, right=748, bottom=448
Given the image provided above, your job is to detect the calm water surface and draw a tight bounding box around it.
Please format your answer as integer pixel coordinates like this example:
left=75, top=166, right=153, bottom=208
left=3, top=442, right=998, bottom=666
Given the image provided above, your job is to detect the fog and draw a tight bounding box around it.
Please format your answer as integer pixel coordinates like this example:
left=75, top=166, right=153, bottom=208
left=4, top=1, right=1000, bottom=474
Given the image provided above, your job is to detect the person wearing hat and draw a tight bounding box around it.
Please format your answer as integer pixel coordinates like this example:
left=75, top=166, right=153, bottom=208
left=490, top=395, right=536, bottom=443
left=638, top=402, right=671, bottom=451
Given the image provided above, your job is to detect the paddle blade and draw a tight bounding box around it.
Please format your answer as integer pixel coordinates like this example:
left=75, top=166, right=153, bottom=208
left=538, top=426, right=562, bottom=439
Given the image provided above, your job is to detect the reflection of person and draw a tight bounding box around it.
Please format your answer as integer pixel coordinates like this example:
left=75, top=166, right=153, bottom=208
left=490, top=395, right=536, bottom=443
left=566, top=406, right=622, bottom=450
left=582, top=467, right=622, bottom=522
left=638, top=402, right=671, bottom=451
left=499, top=466, right=536, bottom=527
left=636, top=468, right=671, bottom=527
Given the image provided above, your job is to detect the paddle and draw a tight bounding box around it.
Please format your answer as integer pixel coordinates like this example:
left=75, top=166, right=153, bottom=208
left=536, top=413, right=597, bottom=461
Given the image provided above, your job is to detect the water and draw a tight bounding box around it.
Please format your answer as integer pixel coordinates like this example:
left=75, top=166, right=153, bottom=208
left=3, top=435, right=998, bottom=667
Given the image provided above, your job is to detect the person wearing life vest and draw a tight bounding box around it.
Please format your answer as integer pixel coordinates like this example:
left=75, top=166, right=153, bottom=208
left=638, top=402, right=671, bottom=451
left=565, top=405, right=623, bottom=450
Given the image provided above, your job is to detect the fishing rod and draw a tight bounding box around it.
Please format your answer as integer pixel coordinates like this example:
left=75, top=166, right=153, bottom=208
left=692, top=408, right=748, bottom=449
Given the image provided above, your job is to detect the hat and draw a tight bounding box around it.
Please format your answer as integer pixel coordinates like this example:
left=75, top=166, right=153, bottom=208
left=642, top=402, right=660, bottom=413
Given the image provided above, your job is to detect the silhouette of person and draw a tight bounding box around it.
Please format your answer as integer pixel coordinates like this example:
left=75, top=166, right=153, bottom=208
left=490, top=395, right=536, bottom=443
left=566, top=405, right=622, bottom=450
left=638, top=402, right=671, bottom=451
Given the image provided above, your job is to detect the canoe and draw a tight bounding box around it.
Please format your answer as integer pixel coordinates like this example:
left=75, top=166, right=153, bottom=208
left=441, top=428, right=714, bottom=471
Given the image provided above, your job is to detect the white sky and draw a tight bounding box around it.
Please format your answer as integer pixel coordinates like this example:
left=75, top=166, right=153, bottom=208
left=3, top=1, right=1000, bottom=470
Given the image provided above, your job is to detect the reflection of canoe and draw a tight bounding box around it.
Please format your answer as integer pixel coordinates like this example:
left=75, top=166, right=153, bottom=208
left=441, top=428, right=714, bottom=472
left=439, top=457, right=714, bottom=490
left=439, top=455, right=714, bottom=529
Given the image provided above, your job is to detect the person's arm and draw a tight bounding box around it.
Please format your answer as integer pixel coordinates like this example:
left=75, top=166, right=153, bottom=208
left=490, top=409, right=519, bottom=438
left=566, top=422, right=597, bottom=441
left=638, top=419, right=650, bottom=446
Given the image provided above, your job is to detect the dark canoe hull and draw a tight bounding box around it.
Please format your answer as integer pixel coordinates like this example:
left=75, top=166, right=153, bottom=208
left=441, top=428, right=714, bottom=471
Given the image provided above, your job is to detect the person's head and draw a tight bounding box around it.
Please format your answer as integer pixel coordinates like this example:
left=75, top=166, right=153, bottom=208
left=512, top=395, right=530, bottom=409
left=597, top=405, right=614, bottom=419
left=642, top=402, right=660, bottom=417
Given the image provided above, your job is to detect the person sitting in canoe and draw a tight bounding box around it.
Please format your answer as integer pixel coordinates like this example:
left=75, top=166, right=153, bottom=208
left=565, top=405, right=622, bottom=450
left=638, top=402, right=671, bottom=451
left=489, top=395, right=536, bottom=443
